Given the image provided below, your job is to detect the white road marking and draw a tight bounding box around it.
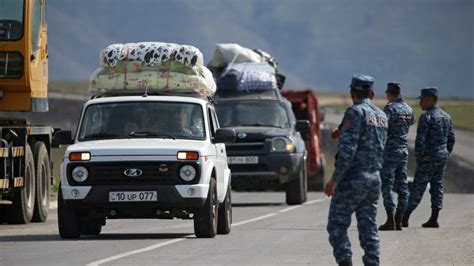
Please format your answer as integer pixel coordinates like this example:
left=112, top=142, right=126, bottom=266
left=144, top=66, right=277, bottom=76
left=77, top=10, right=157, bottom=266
left=86, top=238, right=188, bottom=266
left=232, top=213, right=278, bottom=227
left=86, top=197, right=328, bottom=265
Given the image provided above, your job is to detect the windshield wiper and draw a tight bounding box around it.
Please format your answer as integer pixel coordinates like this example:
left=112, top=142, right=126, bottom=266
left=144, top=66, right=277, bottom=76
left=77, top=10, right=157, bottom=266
left=129, top=131, right=176, bottom=140
left=82, top=133, right=129, bottom=140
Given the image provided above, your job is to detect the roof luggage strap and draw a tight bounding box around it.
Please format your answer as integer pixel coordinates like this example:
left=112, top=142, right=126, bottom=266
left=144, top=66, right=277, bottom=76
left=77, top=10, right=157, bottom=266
left=123, top=46, right=129, bottom=89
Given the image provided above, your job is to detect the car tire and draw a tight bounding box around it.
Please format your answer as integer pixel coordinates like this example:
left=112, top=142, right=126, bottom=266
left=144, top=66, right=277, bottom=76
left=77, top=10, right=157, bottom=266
left=81, top=221, right=102, bottom=236
left=309, top=155, right=326, bottom=191
left=194, top=178, right=218, bottom=238
left=217, top=185, right=232, bottom=234
left=32, top=142, right=50, bottom=223
left=285, top=163, right=307, bottom=205
left=6, top=144, right=35, bottom=224
left=58, top=187, right=81, bottom=239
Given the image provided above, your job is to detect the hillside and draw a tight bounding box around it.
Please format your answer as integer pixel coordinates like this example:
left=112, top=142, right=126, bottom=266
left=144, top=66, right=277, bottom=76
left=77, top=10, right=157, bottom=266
left=47, top=0, right=473, bottom=98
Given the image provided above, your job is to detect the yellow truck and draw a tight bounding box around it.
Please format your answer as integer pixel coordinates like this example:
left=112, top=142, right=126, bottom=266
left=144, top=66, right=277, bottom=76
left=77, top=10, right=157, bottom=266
left=0, top=0, right=54, bottom=224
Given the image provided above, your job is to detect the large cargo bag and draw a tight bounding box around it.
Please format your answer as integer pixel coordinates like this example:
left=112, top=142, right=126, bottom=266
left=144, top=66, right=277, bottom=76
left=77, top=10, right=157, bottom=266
left=90, top=42, right=215, bottom=97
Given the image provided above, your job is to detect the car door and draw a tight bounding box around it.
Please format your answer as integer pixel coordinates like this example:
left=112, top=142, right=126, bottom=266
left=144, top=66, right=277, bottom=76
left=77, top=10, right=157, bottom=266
left=208, top=106, right=227, bottom=196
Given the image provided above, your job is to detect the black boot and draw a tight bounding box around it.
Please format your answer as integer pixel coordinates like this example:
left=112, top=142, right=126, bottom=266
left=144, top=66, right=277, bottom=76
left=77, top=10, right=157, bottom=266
left=378, top=210, right=396, bottom=231
left=395, top=210, right=403, bottom=230
left=402, top=210, right=412, bottom=227
left=338, top=260, right=352, bottom=266
left=422, top=208, right=440, bottom=228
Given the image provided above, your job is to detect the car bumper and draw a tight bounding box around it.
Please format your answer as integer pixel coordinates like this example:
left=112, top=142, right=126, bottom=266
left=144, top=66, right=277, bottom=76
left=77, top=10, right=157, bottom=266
left=229, top=153, right=304, bottom=183
left=61, top=184, right=209, bottom=215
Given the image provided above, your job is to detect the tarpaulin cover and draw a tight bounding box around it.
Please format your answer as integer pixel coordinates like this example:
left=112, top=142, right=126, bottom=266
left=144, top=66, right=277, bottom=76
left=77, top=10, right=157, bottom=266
left=216, top=62, right=277, bottom=92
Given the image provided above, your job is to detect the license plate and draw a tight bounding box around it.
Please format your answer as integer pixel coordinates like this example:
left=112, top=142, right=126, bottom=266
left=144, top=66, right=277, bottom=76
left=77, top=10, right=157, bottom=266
left=228, top=156, right=258, bottom=165
left=109, top=191, right=157, bottom=202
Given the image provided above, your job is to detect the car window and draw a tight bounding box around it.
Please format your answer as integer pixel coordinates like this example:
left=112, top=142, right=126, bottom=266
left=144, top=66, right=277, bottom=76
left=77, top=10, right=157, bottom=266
left=215, top=101, right=290, bottom=128
left=78, top=101, right=205, bottom=141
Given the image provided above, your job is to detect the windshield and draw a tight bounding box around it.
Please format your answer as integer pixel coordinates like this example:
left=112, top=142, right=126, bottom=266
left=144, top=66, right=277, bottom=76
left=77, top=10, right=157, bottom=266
left=0, top=0, right=24, bottom=40
left=216, top=101, right=290, bottom=128
left=78, top=101, right=205, bottom=141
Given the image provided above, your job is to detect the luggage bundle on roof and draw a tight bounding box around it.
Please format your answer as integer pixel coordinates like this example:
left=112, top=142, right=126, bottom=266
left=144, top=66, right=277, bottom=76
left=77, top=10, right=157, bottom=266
left=89, top=42, right=216, bottom=97
left=208, top=43, right=285, bottom=96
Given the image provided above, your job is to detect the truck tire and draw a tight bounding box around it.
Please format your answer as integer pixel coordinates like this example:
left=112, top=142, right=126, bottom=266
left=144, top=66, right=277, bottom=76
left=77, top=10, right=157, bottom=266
left=285, top=164, right=307, bottom=205
left=217, top=185, right=232, bottom=234
left=58, top=188, right=81, bottom=239
left=32, top=142, right=50, bottom=222
left=6, top=144, right=35, bottom=224
left=194, top=178, right=218, bottom=238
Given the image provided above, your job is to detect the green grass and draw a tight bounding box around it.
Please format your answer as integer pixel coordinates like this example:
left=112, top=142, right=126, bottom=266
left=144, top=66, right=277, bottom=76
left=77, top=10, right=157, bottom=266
left=49, top=80, right=89, bottom=96
left=324, top=102, right=474, bottom=132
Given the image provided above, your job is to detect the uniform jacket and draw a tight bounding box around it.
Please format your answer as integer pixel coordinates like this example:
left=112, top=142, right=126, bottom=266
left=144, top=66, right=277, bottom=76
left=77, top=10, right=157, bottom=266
left=332, top=99, right=388, bottom=182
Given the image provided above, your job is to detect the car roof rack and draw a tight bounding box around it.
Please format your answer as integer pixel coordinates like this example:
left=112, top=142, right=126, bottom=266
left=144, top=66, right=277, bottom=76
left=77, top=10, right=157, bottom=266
left=90, top=88, right=211, bottom=101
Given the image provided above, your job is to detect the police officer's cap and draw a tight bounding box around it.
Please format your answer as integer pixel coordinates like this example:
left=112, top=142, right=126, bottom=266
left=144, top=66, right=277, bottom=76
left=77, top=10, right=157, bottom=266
left=386, top=82, right=401, bottom=94
left=417, top=87, right=438, bottom=99
left=349, top=74, right=374, bottom=91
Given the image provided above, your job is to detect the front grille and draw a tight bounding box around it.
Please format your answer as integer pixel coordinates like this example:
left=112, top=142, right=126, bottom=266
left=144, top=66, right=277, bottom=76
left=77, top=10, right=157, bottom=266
left=229, top=164, right=269, bottom=173
left=67, top=161, right=200, bottom=186
left=226, top=142, right=268, bottom=155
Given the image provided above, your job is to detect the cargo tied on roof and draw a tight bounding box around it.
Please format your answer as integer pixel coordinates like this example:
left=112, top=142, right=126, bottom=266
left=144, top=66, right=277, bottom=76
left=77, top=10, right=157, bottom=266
left=89, top=42, right=216, bottom=97
left=209, top=43, right=285, bottom=94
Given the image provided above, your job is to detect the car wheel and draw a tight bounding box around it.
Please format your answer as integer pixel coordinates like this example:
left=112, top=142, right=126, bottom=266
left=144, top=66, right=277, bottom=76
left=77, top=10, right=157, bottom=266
left=285, top=163, right=307, bottom=205
left=81, top=221, right=102, bottom=236
left=58, top=187, right=81, bottom=239
left=194, top=178, right=218, bottom=238
left=217, top=185, right=232, bottom=234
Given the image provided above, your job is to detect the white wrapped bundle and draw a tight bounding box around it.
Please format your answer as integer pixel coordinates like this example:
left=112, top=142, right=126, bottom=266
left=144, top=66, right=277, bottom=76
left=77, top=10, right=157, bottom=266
left=208, top=43, right=263, bottom=68
left=89, top=66, right=216, bottom=97
left=100, top=42, right=204, bottom=68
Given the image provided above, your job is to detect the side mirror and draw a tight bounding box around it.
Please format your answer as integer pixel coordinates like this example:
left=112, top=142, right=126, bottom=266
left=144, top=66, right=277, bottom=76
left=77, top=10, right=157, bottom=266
left=215, top=129, right=236, bottom=143
left=52, top=130, right=74, bottom=147
left=295, top=120, right=310, bottom=133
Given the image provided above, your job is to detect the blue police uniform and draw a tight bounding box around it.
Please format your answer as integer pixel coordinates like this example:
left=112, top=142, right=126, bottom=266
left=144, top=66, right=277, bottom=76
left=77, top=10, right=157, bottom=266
left=404, top=88, right=455, bottom=228
left=327, top=75, right=388, bottom=266
left=379, top=83, right=415, bottom=231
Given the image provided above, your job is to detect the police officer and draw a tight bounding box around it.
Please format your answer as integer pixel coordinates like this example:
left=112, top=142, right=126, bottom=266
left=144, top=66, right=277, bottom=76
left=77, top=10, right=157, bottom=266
left=325, top=75, right=388, bottom=266
left=402, top=88, right=455, bottom=228
left=378, top=82, right=414, bottom=231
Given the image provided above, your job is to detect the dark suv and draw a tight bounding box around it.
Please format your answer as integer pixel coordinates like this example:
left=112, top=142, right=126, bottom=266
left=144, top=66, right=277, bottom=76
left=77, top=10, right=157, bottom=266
left=215, top=91, right=309, bottom=205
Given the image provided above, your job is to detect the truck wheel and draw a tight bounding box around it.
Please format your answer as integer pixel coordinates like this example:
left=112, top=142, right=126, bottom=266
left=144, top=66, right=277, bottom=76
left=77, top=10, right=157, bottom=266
left=194, top=178, right=218, bottom=238
left=32, top=142, right=50, bottom=222
left=285, top=165, right=307, bottom=205
left=81, top=221, right=102, bottom=236
left=6, top=144, right=35, bottom=224
left=217, top=185, right=232, bottom=234
left=58, top=188, right=81, bottom=239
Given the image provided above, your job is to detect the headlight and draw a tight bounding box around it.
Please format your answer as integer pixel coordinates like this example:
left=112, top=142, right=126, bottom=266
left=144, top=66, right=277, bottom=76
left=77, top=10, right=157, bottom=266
left=179, top=165, right=196, bottom=181
left=71, top=166, right=88, bottom=182
left=272, top=137, right=294, bottom=152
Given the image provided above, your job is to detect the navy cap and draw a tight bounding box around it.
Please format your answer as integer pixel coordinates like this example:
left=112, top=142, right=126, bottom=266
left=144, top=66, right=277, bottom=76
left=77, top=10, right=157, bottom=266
left=417, top=87, right=438, bottom=99
left=386, top=82, right=401, bottom=94
left=349, top=74, right=374, bottom=91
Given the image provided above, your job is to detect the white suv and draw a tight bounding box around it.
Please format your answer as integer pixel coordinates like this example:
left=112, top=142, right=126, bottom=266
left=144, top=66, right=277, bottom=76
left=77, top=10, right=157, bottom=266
left=54, top=95, right=235, bottom=239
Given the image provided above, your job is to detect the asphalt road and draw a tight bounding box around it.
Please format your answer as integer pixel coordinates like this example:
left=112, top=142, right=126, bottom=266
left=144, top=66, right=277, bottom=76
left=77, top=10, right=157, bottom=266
left=1, top=192, right=472, bottom=266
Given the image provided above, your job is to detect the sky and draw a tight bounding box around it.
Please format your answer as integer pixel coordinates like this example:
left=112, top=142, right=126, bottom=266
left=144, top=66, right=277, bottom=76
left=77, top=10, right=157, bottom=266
left=46, top=0, right=473, bottom=98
